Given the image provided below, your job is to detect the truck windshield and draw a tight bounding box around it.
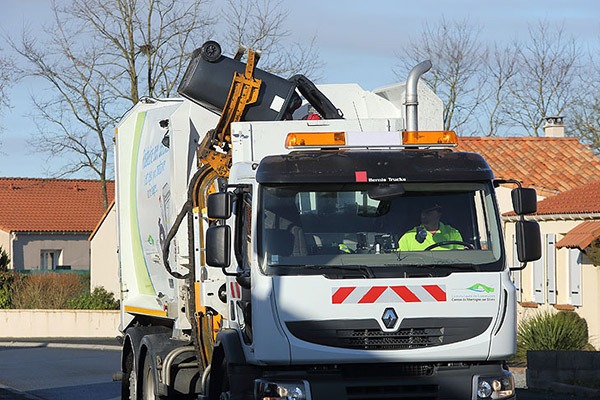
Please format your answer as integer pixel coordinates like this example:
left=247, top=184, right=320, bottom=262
left=258, top=182, right=504, bottom=277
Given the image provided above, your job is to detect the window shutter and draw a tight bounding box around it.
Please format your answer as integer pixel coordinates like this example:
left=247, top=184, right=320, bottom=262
left=546, top=234, right=557, bottom=305
left=533, top=252, right=545, bottom=304
left=569, top=249, right=582, bottom=306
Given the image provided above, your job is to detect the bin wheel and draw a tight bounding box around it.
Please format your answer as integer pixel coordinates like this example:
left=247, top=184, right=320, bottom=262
left=200, top=41, right=222, bottom=62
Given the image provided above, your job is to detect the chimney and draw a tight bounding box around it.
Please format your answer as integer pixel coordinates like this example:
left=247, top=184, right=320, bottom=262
left=543, top=116, right=565, bottom=137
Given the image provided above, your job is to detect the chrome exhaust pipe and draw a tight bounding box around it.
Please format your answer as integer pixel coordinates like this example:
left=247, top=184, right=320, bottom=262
left=405, top=60, right=432, bottom=132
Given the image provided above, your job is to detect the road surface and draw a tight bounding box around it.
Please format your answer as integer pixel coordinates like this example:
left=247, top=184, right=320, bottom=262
left=0, top=341, right=581, bottom=400
left=0, top=341, right=120, bottom=400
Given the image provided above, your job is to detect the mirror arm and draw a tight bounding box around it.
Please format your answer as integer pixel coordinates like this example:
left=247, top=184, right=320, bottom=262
left=221, top=267, right=240, bottom=277
left=510, top=262, right=528, bottom=271
left=494, top=178, right=522, bottom=188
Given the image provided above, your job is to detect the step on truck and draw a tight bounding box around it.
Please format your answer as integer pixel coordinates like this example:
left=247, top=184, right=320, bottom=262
left=115, top=41, right=541, bottom=400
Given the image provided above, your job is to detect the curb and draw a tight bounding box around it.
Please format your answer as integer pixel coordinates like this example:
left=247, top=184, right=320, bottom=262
left=546, top=381, right=600, bottom=399
left=528, top=377, right=600, bottom=399
left=0, top=384, right=45, bottom=400
left=0, top=340, right=121, bottom=351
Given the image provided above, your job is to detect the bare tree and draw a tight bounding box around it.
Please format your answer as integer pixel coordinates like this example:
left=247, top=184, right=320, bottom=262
left=0, top=49, right=16, bottom=147
left=10, top=25, right=120, bottom=209
left=8, top=0, right=213, bottom=209
left=502, top=20, right=581, bottom=137
left=568, top=56, right=600, bottom=152
left=396, top=17, right=486, bottom=133
left=221, top=0, right=323, bottom=79
left=0, top=51, right=14, bottom=112
left=479, top=43, right=520, bottom=136
left=8, top=0, right=324, bottom=209
left=65, top=0, right=214, bottom=103
left=570, top=96, right=600, bottom=152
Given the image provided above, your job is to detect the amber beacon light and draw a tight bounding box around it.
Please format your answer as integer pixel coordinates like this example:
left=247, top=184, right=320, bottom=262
left=402, top=131, right=458, bottom=146
left=285, top=132, right=346, bottom=148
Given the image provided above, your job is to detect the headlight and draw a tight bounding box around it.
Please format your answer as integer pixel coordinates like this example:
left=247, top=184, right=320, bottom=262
left=254, top=379, right=310, bottom=400
left=475, top=371, right=514, bottom=399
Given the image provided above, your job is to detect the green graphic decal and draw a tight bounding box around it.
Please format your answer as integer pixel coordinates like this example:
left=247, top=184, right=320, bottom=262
left=130, top=112, right=155, bottom=295
left=467, top=283, right=495, bottom=293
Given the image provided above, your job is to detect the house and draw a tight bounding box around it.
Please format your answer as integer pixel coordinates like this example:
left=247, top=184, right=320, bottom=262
left=457, top=121, right=600, bottom=347
left=0, top=178, right=114, bottom=271
left=89, top=201, right=119, bottom=295
left=504, top=180, right=600, bottom=347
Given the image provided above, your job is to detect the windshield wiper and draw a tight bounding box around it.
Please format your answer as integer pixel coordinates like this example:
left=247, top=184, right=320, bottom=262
left=305, top=265, right=375, bottom=278
left=415, top=263, right=478, bottom=271
left=379, top=262, right=478, bottom=271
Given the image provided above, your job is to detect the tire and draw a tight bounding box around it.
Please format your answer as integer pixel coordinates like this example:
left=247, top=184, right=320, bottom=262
left=207, top=355, right=229, bottom=400
left=129, top=368, right=138, bottom=400
left=141, top=355, right=195, bottom=400
left=121, top=351, right=137, bottom=400
left=200, top=41, right=222, bottom=62
left=213, top=360, right=230, bottom=400
left=142, top=356, right=157, bottom=400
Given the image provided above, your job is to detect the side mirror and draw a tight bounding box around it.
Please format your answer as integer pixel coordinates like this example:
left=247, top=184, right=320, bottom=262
left=515, top=220, right=541, bottom=263
left=207, top=192, right=233, bottom=219
left=205, top=225, right=231, bottom=267
left=511, top=187, right=537, bottom=215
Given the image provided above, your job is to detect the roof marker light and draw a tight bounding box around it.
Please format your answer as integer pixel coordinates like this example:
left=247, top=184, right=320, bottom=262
left=402, top=131, right=458, bottom=146
left=285, top=132, right=346, bottom=148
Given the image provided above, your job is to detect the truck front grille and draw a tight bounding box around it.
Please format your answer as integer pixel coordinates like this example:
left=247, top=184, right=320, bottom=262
left=286, top=317, right=491, bottom=350
left=346, top=383, right=439, bottom=400
left=344, top=327, right=443, bottom=350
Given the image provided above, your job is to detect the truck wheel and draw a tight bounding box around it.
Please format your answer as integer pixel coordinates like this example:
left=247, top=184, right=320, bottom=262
left=208, top=359, right=231, bottom=400
left=217, top=361, right=231, bottom=400
left=128, top=368, right=138, bottom=400
left=142, top=356, right=157, bottom=400
left=122, top=350, right=137, bottom=400
left=200, top=41, right=222, bottom=62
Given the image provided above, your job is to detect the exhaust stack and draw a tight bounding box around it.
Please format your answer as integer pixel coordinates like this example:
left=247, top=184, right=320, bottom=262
left=405, top=60, right=432, bottom=132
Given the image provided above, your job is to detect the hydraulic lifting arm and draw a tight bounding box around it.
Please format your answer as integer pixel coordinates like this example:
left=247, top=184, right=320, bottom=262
left=190, top=46, right=264, bottom=370
left=196, top=48, right=262, bottom=178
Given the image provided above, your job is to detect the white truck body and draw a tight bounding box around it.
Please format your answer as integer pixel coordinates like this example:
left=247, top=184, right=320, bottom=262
left=116, top=82, right=442, bottom=328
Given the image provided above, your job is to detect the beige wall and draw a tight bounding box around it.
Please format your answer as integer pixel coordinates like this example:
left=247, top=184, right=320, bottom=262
left=506, top=219, right=600, bottom=348
left=0, top=230, right=10, bottom=268
left=12, top=233, right=90, bottom=271
left=90, top=205, right=119, bottom=296
left=496, top=186, right=513, bottom=214
left=0, top=309, right=119, bottom=338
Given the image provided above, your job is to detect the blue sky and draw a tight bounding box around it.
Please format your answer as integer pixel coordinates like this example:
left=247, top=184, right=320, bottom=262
left=1, top=0, right=599, bottom=178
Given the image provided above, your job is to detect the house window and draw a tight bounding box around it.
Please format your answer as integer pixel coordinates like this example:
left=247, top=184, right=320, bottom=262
left=40, top=250, right=62, bottom=270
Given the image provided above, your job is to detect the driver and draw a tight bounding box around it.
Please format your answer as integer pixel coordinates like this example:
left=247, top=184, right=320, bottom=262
left=398, top=201, right=463, bottom=251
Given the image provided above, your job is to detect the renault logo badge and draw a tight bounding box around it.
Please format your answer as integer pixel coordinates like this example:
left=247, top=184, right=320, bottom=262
left=382, top=307, right=398, bottom=329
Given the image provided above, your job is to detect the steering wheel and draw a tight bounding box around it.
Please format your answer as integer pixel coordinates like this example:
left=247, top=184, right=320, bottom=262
left=424, top=241, right=474, bottom=251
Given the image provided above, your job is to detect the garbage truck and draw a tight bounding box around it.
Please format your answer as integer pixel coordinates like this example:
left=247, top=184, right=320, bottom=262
left=115, top=40, right=541, bottom=400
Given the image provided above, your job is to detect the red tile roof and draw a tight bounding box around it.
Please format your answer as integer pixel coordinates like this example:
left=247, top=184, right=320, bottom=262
left=457, top=137, right=600, bottom=196
left=0, top=178, right=115, bottom=233
left=534, top=179, right=600, bottom=216
left=556, top=220, right=600, bottom=249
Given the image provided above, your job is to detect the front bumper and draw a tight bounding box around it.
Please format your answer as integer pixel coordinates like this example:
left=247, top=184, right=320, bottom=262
left=255, top=362, right=514, bottom=400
